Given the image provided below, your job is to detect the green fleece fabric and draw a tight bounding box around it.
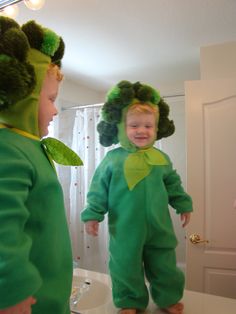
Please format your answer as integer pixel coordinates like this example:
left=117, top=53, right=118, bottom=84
left=0, top=49, right=49, bottom=137
left=0, top=129, right=72, bottom=313
left=81, top=147, right=193, bottom=309
left=124, top=147, right=168, bottom=190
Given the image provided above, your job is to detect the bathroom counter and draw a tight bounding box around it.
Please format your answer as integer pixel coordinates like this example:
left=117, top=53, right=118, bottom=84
left=71, top=268, right=236, bottom=314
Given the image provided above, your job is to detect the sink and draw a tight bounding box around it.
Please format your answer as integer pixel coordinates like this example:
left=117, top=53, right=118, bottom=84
left=70, top=274, right=112, bottom=313
left=70, top=267, right=236, bottom=314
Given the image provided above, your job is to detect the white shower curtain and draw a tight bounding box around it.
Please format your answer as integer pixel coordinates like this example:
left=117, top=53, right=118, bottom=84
left=69, top=106, right=115, bottom=274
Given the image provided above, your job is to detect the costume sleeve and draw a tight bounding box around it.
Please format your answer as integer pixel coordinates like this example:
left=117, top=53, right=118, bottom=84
left=0, top=143, right=42, bottom=309
left=81, top=154, right=111, bottom=222
left=163, top=158, right=193, bottom=214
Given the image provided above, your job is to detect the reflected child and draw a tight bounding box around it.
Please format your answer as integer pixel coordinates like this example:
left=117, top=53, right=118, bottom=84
left=81, top=81, right=193, bottom=314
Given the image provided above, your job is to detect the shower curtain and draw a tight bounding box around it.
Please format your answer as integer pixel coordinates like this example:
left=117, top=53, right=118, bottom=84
left=69, top=106, right=115, bottom=274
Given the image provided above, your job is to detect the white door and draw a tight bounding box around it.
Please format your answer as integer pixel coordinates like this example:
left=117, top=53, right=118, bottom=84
left=185, top=78, right=236, bottom=299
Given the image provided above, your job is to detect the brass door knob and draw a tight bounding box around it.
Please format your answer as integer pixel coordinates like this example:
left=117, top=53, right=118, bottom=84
left=189, top=233, right=209, bottom=244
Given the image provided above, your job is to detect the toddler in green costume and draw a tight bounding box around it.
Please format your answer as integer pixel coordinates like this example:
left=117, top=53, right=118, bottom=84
left=81, top=81, right=193, bottom=314
left=0, top=17, right=82, bottom=313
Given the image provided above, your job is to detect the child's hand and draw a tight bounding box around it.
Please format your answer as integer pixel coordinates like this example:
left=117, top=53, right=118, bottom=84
left=180, top=212, right=191, bottom=228
left=85, top=220, right=99, bottom=236
left=0, top=296, right=36, bottom=314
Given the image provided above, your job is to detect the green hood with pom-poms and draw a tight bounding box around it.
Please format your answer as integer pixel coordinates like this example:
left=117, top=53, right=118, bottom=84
left=97, top=80, right=175, bottom=151
left=0, top=17, right=64, bottom=137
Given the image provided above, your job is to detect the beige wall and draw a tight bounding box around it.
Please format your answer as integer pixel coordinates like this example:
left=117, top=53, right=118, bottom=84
left=58, top=77, right=105, bottom=109
left=200, top=41, right=236, bottom=80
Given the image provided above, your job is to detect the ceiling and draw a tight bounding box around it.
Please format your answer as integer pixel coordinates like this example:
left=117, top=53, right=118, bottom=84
left=15, top=0, right=236, bottom=94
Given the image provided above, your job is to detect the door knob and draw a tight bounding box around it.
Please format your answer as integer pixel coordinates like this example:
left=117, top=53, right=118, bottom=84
left=189, top=233, right=209, bottom=244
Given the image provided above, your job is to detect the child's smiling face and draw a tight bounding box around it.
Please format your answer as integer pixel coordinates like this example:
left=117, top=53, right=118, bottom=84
left=126, top=110, right=157, bottom=148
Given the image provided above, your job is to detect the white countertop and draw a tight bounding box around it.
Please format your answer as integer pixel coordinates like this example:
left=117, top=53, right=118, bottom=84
left=71, top=268, right=236, bottom=314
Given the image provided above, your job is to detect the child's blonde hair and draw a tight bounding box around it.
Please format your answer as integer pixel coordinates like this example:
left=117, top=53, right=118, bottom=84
left=127, top=103, right=159, bottom=118
left=47, top=64, right=64, bottom=82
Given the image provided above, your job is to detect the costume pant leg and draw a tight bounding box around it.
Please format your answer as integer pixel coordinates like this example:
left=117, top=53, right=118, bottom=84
left=143, top=247, right=184, bottom=308
left=109, top=234, right=149, bottom=309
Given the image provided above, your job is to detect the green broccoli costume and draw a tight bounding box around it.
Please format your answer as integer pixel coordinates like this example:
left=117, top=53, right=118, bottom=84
left=0, top=17, right=82, bottom=313
left=81, top=81, right=193, bottom=309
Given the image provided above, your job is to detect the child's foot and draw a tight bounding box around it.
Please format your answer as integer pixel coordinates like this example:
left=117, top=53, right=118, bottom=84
left=162, top=302, right=184, bottom=314
left=118, top=309, right=137, bottom=314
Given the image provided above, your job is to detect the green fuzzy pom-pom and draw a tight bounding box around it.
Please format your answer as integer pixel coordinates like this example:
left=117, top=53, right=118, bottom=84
left=120, top=86, right=135, bottom=104
left=97, top=121, right=118, bottom=146
left=137, top=85, right=153, bottom=102
left=22, top=20, right=64, bottom=65
left=97, top=80, right=175, bottom=146
left=102, top=102, right=122, bottom=123
left=106, top=83, right=134, bottom=117
left=0, top=16, right=66, bottom=110
left=0, top=17, right=36, bottom=109
left=136, top=85, right=160, bottom=104
left=1, top=28, right=29, bottom=62
left=21, top=20, right=44, bottom=51
left=51, top=37, right=65, bottom=67
left=0, top=56, right=35, bottom=110
left=156, top=98, right=175, bottom=139
left=132, top=81, right=142, bottom=93
left=117, top=80, right=133, bottom=89
left=107, top=81, right=134, bottom=105
left=41, top=28, right=60, bottom=56
left=107, top=86, right=120, bottom=101
left=157, top=118, right=175, bottom=140
left=158, top=98, right=170, bottom=116
left=0, top=17, right=29, bottom=62
left=0, top=16, right=19, bottom=34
